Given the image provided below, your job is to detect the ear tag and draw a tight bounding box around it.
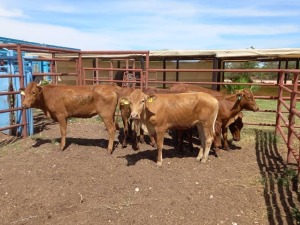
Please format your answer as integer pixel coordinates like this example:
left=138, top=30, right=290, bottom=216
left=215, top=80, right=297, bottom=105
left=120, top=99, right=130, bottom=105
left=147, top=97, right=154, bottom=103
left=20, top=91, right=25, bottom=96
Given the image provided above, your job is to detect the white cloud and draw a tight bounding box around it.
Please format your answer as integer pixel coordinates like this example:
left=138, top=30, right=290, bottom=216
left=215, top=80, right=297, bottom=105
left=0, top=0, right=299, bottom=50
left=0, top=7, right=25, bottom=18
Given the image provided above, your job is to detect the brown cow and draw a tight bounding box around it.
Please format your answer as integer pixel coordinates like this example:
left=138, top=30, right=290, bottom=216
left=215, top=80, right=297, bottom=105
left=117, top=86, right=175, bottom=150
left=129, top=89, right=219, bottom=166
left=170, top=83, right=258, bottom=156
left=21, top=82, right=119, bottom=153
left=144, top=86, right=243, bottom=152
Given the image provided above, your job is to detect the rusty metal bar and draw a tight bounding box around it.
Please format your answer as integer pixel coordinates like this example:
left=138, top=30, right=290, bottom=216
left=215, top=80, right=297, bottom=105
left=78, top=53, right=82, bottom=85
left=0, top=74, right=21, bottom=78
left=279, top=99, right=291, bottom=111
left=16, top=45, right=27, bottom=138
left=278, top=111, right=289, bottom=127
left=0, top=91, right=21, bottom=96
left=32, top=72, right=77, bottom=76
left=0, top=123, right=27, bottom=132
left=276, top=71, right=285, bottom=135
left=0, top=107, right=23, bottom=114
left=287, top=73, right=298, bottom=165
left=277, top=125, right=288, bottom=144
left=24, top=57, right=75, bottom=62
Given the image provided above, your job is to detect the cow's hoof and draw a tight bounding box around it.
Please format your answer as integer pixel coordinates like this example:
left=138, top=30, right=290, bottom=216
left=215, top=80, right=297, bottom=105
left=156, top=161, right=162, bottom=167
left=214, top=153, right=220, bottom=158
left=132, top=146, right=139, bottom=151
left=151, top=143, right=157, bottom=148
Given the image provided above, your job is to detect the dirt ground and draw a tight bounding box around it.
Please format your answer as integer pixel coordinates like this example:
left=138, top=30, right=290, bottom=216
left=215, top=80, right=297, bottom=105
left=0, top=114, right=299, bottom=225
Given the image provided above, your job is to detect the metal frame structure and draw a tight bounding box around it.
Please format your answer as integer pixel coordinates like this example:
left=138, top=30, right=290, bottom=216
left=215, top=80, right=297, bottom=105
left=0, top=45, right=299, bottom=179
left=0, top=44, right=80, bottom=137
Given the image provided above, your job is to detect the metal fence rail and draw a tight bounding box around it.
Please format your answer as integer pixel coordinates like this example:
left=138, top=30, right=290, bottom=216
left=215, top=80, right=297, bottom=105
left=0, top=46, right=299, bottom=180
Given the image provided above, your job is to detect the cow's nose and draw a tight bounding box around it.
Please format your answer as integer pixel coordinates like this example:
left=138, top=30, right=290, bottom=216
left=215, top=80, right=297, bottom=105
left=130, top=113, right=139, bottom=120
left=233, top=137, right=240, bottom=141
left=22, top=104, right=28, bottom=109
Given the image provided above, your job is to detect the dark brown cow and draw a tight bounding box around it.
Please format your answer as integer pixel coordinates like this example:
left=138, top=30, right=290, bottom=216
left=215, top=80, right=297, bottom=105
left=21, top=82, right=119, bottom=153
left=227, top=112, right=243, bottom=142
left=170, top=83, right=258, bottom=156
left=117, top=86, right=142, bottom=150
left=129, top=89, right=219, bottom=166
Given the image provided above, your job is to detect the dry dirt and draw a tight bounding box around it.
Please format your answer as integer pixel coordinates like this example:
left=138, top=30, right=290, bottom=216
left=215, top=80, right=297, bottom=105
left=0, top=114, right=299, bottom=225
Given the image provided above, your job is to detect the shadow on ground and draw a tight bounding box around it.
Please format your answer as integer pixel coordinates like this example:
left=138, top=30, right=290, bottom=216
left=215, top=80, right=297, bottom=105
left=255, top=129, right=300, bottom=224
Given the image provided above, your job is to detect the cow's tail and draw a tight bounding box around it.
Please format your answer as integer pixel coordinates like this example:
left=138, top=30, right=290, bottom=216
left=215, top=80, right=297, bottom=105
left=212, top=102, right=219, bottom=136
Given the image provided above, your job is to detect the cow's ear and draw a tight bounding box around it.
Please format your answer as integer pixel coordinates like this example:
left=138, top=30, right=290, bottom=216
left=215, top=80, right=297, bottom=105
left=36, top=85, right=42, bottom=93
left=238, top=112, right=244, bottom=118
left=19, top=88, right=25, bottom=96
left=119, top=97, right=130, bottom=106
left=237, top=93, right=244, bottom=100
left=147, top=95, right=156, bottom=103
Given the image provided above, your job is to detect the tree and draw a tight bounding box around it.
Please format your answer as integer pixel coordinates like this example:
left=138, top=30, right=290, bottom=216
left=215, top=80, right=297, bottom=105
left=223, top=61, right=260, bottom=94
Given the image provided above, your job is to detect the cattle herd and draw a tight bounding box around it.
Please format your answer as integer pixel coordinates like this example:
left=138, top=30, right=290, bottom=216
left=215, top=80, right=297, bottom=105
left=20, top=80, right=259, bottom=166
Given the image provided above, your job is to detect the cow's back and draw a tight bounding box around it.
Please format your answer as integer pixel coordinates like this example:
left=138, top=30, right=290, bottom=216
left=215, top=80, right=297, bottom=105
left=42, top=84, right=118, bottom=118
left=144, top=92, right=218, bottom=130
left=170, top=83, right=224, bottom=98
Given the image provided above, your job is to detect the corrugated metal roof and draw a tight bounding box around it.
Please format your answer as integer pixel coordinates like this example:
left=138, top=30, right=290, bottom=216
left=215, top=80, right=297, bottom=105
left=149, top=48, right=300, bottom=59
left=0, top=36, right=79, bottom=51
left=58, top=48, right=300, bottom=60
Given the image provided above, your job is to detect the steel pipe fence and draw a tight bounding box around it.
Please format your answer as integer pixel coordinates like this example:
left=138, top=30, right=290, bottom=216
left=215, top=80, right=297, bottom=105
left=0, top=45, right=299, bottom=179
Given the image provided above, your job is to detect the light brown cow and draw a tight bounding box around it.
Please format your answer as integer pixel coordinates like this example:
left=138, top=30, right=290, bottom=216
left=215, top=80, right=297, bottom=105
left=21, top=82, right=119, bottom=153
left=170, top=83, right=259, bottom=156
left=129, top=89, right=219, bottom=166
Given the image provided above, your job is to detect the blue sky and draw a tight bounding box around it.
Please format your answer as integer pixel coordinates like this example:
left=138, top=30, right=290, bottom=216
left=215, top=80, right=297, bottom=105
left=0, top=0, right=299, bottom=50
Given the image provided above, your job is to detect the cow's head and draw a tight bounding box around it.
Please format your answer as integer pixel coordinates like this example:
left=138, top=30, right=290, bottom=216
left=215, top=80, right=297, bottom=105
left=237, top=89, right=259, bottom=112
left=129, top=89, right=155, bottom=120
left=20, top=82, right=43, bottom=109
left=228, top=113, right=244, bottom=141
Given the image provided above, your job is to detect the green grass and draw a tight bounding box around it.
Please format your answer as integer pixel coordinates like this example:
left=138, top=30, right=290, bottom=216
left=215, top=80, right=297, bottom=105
left=241, top=98, right=300, bottom=153
left=243, top=99, right=299, bottom=128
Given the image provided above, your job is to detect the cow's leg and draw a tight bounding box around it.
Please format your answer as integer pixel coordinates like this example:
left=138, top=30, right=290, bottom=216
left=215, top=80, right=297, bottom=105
left=102, top=117, right=116, bottom=154
left=201, top=126, right=214, bottom=163
left=187, top=128, right=194, bottom=152
left=222, top=126, right=230, bottom=150
left=213, top=121, right=222, bottom=157
left=149, top=135, right=156, bottom=148
left=140, top=124, right=156, bottom=147
left=139, top=126, right=145, bottom=144
left=131, top=120, right=139, bottom=150
left=121, top=117, right=128, bottom=148
left=196, top=125, right=204, bottom=161
left=57, top=116, right=67, bottom=151
left=155, top=130, right=165, bottom=166
left=177, top=129, right=184, bottom=154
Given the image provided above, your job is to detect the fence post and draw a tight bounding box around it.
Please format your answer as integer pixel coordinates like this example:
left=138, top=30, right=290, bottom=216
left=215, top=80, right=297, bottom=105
left=275, top=71, right=284, bottom=135
left=287, top=73, right=298, bottom=166
left=17, top=45, right=27, bottom=138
